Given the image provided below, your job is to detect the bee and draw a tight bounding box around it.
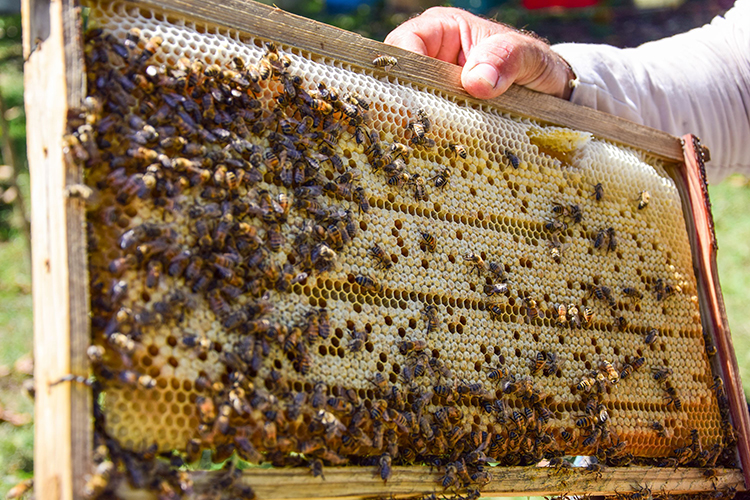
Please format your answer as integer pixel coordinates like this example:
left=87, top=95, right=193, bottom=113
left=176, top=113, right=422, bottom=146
left=355, top=274, right=380, bottom=293
left=547, top=236, right=565, bottom=263
left=503, top=149, right=520, bottom=169
left=399, top=339, right=427, bottom=355
left=637, top=190, right=651, bottom=209
left=430, top=166, right=451, bottom=189
left=560, top=429, right=575, bottom=445
left=448, top=142, right=467, bottom=159
left=353, top=186, right=370, bottom=213
left=600, top=361, right=620, bottom=384
left=567, top=304, right=581, bottom=328
left=378, top=453, right=392, bottom=482
left=484, top=283, right=508, bottom=296
left=369, top=245, right=392, bottom=270
left=649, top=421, right=667, bottom=438
left=530, top=351, right=547, bottom=375
left=136, top=35, right=163, bottom=65
left=372, top=55, right=398, bottom=71
left=463, top=252, right=485, bottom=276
left=423, top=305, right=440, bottom=333
left=523, top=298, right=539, bottom=321
left=577, top=376, right=597, bottom=393
left=485, top=365, right=508, bottom=382
left=585, top=463, right=604, bottom=478
left=556, top=303, right=568, bottom=326
left=420, top=231, right=437, bottom=252
left=652, top=367, right=672, bottom=381
left=545, top=218, right=568, bottom=233
left=441, top=465, right=458, bottom=489
left=348, top=327, right=368, bottom=352
left=711, top=376, right=727, bottom=402
left=582, top=307, right=594, bottom=325
left=607, top=227, right=617, bottom=252
left=410, top=173, right=427, bottom=201
left=614, top=316, right=628, bottom=331
left=592, top=182, right=604, bottom=201
left=408, top=118, right=426, bottom=141
left=387, top=171, right=410, bottom=187
left=594, top=229, right=607, bottom=249
left=318, top=309, right=330, bottom=339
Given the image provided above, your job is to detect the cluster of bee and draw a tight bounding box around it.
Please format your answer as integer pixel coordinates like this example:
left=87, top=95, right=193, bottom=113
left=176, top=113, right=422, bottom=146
left=69, top=14, right=739, bottom=500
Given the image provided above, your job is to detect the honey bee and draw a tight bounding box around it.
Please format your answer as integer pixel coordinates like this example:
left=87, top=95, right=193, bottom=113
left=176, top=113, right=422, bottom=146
left=372, top=55, right=399, bottom=71
left=415, top=305, right=438, bottom=334
left=448, top=142, right=467, bottom=159
left=503, top=149, right=520, bottom=169
left=378, top=453, right=392, bottom=482
left=410, top=173, right=427, bottom=201
left=582, top=307, right=594, bottom=325
left=607, top=227, right=617, bottom=252
left=136, top=35, right=163, bottom=66
left=523, top=298, right=539, bottom=321
left=484, top=283, right=508, bottom=296
left=556, top=303, right=568, bottom=326
left=353, top=186, right=370, bottom=213
left=567, top=304, right=581, bottom=328
left=463, top=252, right=485, bottom=276
left=600, top=361, right=620, bottom=384
left=594, top=229, right=607, bottom=249
left=419, top=231, right=437, bottom=252
left=348, top=327, right=368, bottom=352
left=547, top=236, right=566, bottom=263
left=649, top=421, right=668, bottom=437
left=369, top=245, right=392, bottom=270
left=637, top=190, right=651, bottom=209
left=355, top=274, right=380, bottom=293
left=318, top=309, right=331, bottom=339
left=530, top=351, right=548, bottom=375
left=488, top=261, right=507, bottom=282
left=441, top=465, right=458, bottom=489
left=399, top=339, right=427, bottom=356
left=652, top=367, right=672, bottom=381
left=430, top=166, right=452, bottom=189
left=592, top=182, right=604, bottom=201
left=577, top=376, right=597, bottom=393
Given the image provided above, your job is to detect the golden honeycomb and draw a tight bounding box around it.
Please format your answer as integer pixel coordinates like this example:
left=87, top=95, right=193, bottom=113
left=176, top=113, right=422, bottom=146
left=75, top=0, right=734, bottom=485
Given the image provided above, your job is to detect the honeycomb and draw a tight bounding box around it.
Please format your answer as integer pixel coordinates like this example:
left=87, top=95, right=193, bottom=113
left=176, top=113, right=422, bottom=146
left=74, top=0, right=735, bottom=487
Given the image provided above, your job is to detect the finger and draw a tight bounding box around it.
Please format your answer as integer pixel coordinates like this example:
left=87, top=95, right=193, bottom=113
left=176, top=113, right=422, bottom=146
left=460, top=32, right=533, bottom=99
left=384, top=7, right=463, bottom=63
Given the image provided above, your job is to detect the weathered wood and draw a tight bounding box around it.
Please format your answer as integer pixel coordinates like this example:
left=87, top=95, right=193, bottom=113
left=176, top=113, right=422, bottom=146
left=116, top=466, right=744, bottom=500
left=676, top=135, right=750, bottom=488
left=129, top=0, right=684, bottom=163
left=23, top=0, right=91, bottom=499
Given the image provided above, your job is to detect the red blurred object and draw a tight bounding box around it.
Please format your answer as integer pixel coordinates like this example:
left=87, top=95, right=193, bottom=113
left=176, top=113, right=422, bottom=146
left=523, top=0, right=598, bottom=9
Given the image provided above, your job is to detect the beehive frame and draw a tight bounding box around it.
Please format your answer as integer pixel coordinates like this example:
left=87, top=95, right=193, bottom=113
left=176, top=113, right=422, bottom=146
left=23, top=0, right=750, bottom=498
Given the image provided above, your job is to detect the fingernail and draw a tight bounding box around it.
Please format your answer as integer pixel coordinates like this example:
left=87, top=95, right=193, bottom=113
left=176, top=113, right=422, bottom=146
left=469, top=63, right=499, bottom=90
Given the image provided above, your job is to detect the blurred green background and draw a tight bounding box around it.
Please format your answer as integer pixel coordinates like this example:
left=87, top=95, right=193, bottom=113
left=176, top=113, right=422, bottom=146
left=0, top=0, right=748, bottom=497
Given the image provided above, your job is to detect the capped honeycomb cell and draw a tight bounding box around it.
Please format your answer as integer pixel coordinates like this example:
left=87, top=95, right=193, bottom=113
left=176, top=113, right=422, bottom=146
left=78, top=0, right=733, bottom=483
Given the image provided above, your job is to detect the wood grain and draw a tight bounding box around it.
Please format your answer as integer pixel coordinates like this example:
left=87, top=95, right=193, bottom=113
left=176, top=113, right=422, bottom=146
left=116, top=466, right=744, bottom=500
left=677, top=135, right=750, bottom=488
left=23, top=0, right=92, bottom=498
left=128, top=0, right=684, bottom=163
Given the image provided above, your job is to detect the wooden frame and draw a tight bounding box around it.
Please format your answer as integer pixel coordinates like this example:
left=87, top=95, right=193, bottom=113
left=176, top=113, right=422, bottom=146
left=24, top=0, right=748, bottom=498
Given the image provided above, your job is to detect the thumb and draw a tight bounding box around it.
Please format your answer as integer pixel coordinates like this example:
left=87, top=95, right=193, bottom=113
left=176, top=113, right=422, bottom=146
left=461, top=33, right=531, bottom=99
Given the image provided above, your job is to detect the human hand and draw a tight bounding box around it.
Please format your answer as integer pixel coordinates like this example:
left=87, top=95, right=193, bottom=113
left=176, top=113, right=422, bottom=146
left=384, top=7, right=575, bottom=100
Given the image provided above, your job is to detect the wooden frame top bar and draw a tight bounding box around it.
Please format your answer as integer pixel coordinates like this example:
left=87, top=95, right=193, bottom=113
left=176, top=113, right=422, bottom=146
left=129, top=0, right=684, bottom=163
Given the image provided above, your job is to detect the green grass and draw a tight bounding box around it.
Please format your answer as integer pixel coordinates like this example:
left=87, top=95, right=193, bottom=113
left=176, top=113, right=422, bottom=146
left=0, top=235, right=33, bottom=498
left=709, top=176, right=750, bottom=396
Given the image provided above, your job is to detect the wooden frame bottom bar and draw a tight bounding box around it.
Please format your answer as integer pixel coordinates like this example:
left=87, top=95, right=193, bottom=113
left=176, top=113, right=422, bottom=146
left=116, top=466, right=745, bottom=499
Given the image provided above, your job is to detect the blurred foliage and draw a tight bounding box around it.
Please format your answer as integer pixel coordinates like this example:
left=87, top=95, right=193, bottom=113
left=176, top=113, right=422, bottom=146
left=0, top=13, right=24, bottom=242
left=256, top=0, right=729, bottom=46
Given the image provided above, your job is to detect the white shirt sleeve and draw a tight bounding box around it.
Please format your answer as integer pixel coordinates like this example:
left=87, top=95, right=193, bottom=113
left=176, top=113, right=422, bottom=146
left=552, top=0, right=750, bottom=183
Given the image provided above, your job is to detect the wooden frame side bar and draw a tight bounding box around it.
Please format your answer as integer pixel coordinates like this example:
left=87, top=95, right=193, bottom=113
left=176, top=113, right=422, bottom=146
left=116, top=466, right=744, bottom=500
left=679, top=135, right=750, bottom=487
left=127, top=0, right=684, bottom=163
left=23, top=0, right=91, bottom=499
